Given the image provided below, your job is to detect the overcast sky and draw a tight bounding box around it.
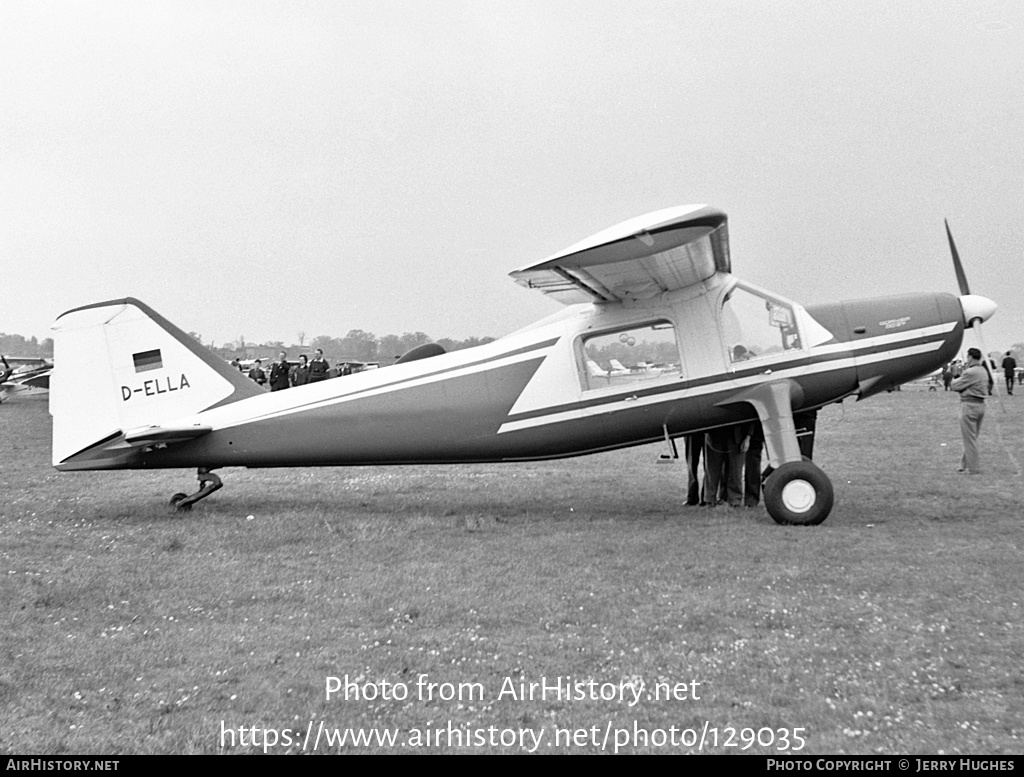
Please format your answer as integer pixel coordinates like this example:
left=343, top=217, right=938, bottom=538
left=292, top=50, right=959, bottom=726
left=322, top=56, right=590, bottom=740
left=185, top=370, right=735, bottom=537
left=2, top=0, right=1021, bottom=351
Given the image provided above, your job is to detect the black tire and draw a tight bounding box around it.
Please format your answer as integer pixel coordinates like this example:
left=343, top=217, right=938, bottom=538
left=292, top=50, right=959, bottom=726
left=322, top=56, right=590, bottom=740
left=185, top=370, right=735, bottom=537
left=169, top=492, right=192, bottom=513
left=760, top=455, right=810, bottom=486
left=763, top=460, right=833, bottom=526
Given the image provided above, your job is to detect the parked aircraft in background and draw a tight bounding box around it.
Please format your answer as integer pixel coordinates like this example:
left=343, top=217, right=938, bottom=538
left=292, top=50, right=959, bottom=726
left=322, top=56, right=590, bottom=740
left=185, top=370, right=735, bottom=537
left=1, top=355, right=51, bottom=369
left=587, top=358, right=666, bottom=386
left=48, top=205, right=995, bottom=525
left=0, top=356, right=52, bottom=402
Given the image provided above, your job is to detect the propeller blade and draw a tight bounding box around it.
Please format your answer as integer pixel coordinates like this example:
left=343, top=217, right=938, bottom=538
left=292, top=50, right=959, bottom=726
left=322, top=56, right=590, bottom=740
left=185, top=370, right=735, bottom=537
left=944, top=221, right=1003, bottom=410
left=945, top=219, right=971, bottom=297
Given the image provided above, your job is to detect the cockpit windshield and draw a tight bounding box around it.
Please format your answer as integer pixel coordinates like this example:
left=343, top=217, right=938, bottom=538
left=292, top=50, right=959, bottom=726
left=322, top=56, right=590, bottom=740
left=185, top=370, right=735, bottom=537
left=721, top=283, right=801, bottom=363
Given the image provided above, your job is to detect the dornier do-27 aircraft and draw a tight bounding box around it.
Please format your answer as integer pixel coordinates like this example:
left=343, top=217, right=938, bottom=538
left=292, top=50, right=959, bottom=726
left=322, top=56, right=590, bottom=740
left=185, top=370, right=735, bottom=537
left=50, top=205, right=996, bottom=525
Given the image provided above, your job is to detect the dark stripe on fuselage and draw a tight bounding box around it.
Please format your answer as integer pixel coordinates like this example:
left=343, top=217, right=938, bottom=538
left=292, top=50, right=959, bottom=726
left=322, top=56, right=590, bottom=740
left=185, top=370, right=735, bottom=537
left=125, top=315, right=958, bottom=468
left=71, top=296, right=963, bottom=470
left=470, top=351, right=948, bottom=463
left=503, top=321, right=955, bottom=426
left=230, top=337, right=562, bottom=427
left=137, top=355, right=550, bottom=468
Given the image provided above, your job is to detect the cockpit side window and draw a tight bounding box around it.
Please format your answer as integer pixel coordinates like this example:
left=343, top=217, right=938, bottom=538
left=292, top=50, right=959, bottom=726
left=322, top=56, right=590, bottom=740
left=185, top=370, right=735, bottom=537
left=721, top=285, right=801, bottom=363
left=580, top=320, right=681, bottom=390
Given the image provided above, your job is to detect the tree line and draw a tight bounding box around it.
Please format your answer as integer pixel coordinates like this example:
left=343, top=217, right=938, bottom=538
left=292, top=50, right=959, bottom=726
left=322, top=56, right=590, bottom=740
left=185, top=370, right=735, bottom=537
left=3, top=327, right=494, bottom=364
left=0, top=333, right=53, bottom=357
left=209, top=329, right=496, bottom=363
left=306, top=330, right=496, bottom=362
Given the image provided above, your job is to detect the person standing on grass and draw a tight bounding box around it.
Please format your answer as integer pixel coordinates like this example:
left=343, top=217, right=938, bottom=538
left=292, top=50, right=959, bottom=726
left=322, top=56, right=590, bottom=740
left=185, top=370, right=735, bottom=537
left=269, top=351, right=291, bottom=391
left=684, top=432, right=706, bottom=506
left=247, top=359, right=267, bottom=386
left=950, top=347, right=988, bottom=475
left=942, top=363, right=953, bottom=391
left=743, top=420, right=765, bottom=507
left=1002, top=351, right=1017, bottom=396
left=308, top=348, right=330, bottom=383
left=290, top=354, right=310, bottom=387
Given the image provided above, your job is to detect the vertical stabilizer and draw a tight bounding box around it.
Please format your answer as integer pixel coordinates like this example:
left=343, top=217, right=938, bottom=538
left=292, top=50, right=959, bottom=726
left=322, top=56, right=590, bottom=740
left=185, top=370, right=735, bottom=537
left=51, top=298, right=263, bottom=468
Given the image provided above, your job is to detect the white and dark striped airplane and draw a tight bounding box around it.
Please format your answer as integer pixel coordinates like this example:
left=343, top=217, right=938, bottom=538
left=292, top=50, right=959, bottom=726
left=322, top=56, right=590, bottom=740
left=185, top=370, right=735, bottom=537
left=1, top=356, right=52, bottom=402
left=49, top=205, right=996, bottom=525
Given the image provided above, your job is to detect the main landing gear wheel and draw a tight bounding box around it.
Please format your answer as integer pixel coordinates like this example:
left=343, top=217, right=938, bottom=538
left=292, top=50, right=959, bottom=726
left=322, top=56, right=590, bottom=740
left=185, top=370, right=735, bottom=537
left=763, top=460, right=833, bottom=526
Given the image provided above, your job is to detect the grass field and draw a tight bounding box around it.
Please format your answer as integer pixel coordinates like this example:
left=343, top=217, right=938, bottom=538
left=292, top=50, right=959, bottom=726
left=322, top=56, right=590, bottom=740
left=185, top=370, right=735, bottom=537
left=1, top=390, right=1022, bottom=754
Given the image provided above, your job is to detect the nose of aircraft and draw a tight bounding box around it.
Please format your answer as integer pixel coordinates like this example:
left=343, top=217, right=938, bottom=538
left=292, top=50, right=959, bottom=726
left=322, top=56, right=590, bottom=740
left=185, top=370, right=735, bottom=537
left=959, top=294, right=997, bottom=328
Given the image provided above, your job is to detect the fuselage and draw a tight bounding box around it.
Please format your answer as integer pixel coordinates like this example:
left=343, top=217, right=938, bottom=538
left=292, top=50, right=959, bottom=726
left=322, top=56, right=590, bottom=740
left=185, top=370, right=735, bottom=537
left=79, top=273, right=963, bottom=472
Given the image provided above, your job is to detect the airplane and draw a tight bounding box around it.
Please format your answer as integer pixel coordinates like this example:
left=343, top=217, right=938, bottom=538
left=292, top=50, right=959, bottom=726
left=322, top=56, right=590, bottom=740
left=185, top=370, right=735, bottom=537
left=2, top=355, right=51, bottom=370
left=608, top=359, right=664, bottom=377
left=48, top=204, right=996, bottom=525
left=0, top=356, right=52, bottom=402
left=587, top=358, right=665, bottom=385
left=608, top=359, right=634, bottom=373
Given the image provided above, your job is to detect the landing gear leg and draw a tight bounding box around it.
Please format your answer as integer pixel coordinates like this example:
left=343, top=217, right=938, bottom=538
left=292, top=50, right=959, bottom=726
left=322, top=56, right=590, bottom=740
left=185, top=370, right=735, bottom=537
left=717, top=379, right=833, bottom=526
left=169, top=468, right=223, bottom=513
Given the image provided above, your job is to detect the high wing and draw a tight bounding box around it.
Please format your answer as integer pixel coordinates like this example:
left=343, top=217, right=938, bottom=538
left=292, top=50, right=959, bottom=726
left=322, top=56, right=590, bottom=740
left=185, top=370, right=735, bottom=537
left=510, top=204, right=729, bottom=304
left=1, top=356, right=51, bottom=368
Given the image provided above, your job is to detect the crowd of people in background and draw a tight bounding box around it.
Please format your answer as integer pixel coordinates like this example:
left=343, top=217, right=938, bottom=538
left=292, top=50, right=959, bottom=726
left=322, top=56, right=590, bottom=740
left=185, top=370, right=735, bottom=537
left=230, top=348, right=369, bottom=391
left=941, top=351, right=1020, bottom=396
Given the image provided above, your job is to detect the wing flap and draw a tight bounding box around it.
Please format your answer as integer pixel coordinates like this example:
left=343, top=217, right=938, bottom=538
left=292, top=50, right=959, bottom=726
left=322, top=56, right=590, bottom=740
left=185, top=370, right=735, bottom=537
left=511, top=205, right=730, bottom=304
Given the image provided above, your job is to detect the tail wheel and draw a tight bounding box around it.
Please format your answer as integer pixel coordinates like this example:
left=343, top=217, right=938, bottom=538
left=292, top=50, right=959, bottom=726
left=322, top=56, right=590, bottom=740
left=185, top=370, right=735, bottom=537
left=169, top=492, right=192, bottom=512
left=763, top=461, right=833, bottom=526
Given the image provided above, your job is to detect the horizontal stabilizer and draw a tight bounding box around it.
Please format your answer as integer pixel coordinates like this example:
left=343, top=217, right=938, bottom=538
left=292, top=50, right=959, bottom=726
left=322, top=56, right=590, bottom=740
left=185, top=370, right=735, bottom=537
left=123, top=424, right=212, bottom=447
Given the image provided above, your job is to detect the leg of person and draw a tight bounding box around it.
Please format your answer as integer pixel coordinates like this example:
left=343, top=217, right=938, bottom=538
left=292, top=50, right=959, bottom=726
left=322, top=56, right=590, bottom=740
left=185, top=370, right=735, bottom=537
left=726, top=447, right=745, bottom=506
left=959, top=402, right=985, bottom=473
left=703, top=430, right=727, bottom=506
left=959, top=403, right=971, bottom=471
left=684, top=433, right=704, bottom=505
left=744, top=424, right=764, bottom=506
